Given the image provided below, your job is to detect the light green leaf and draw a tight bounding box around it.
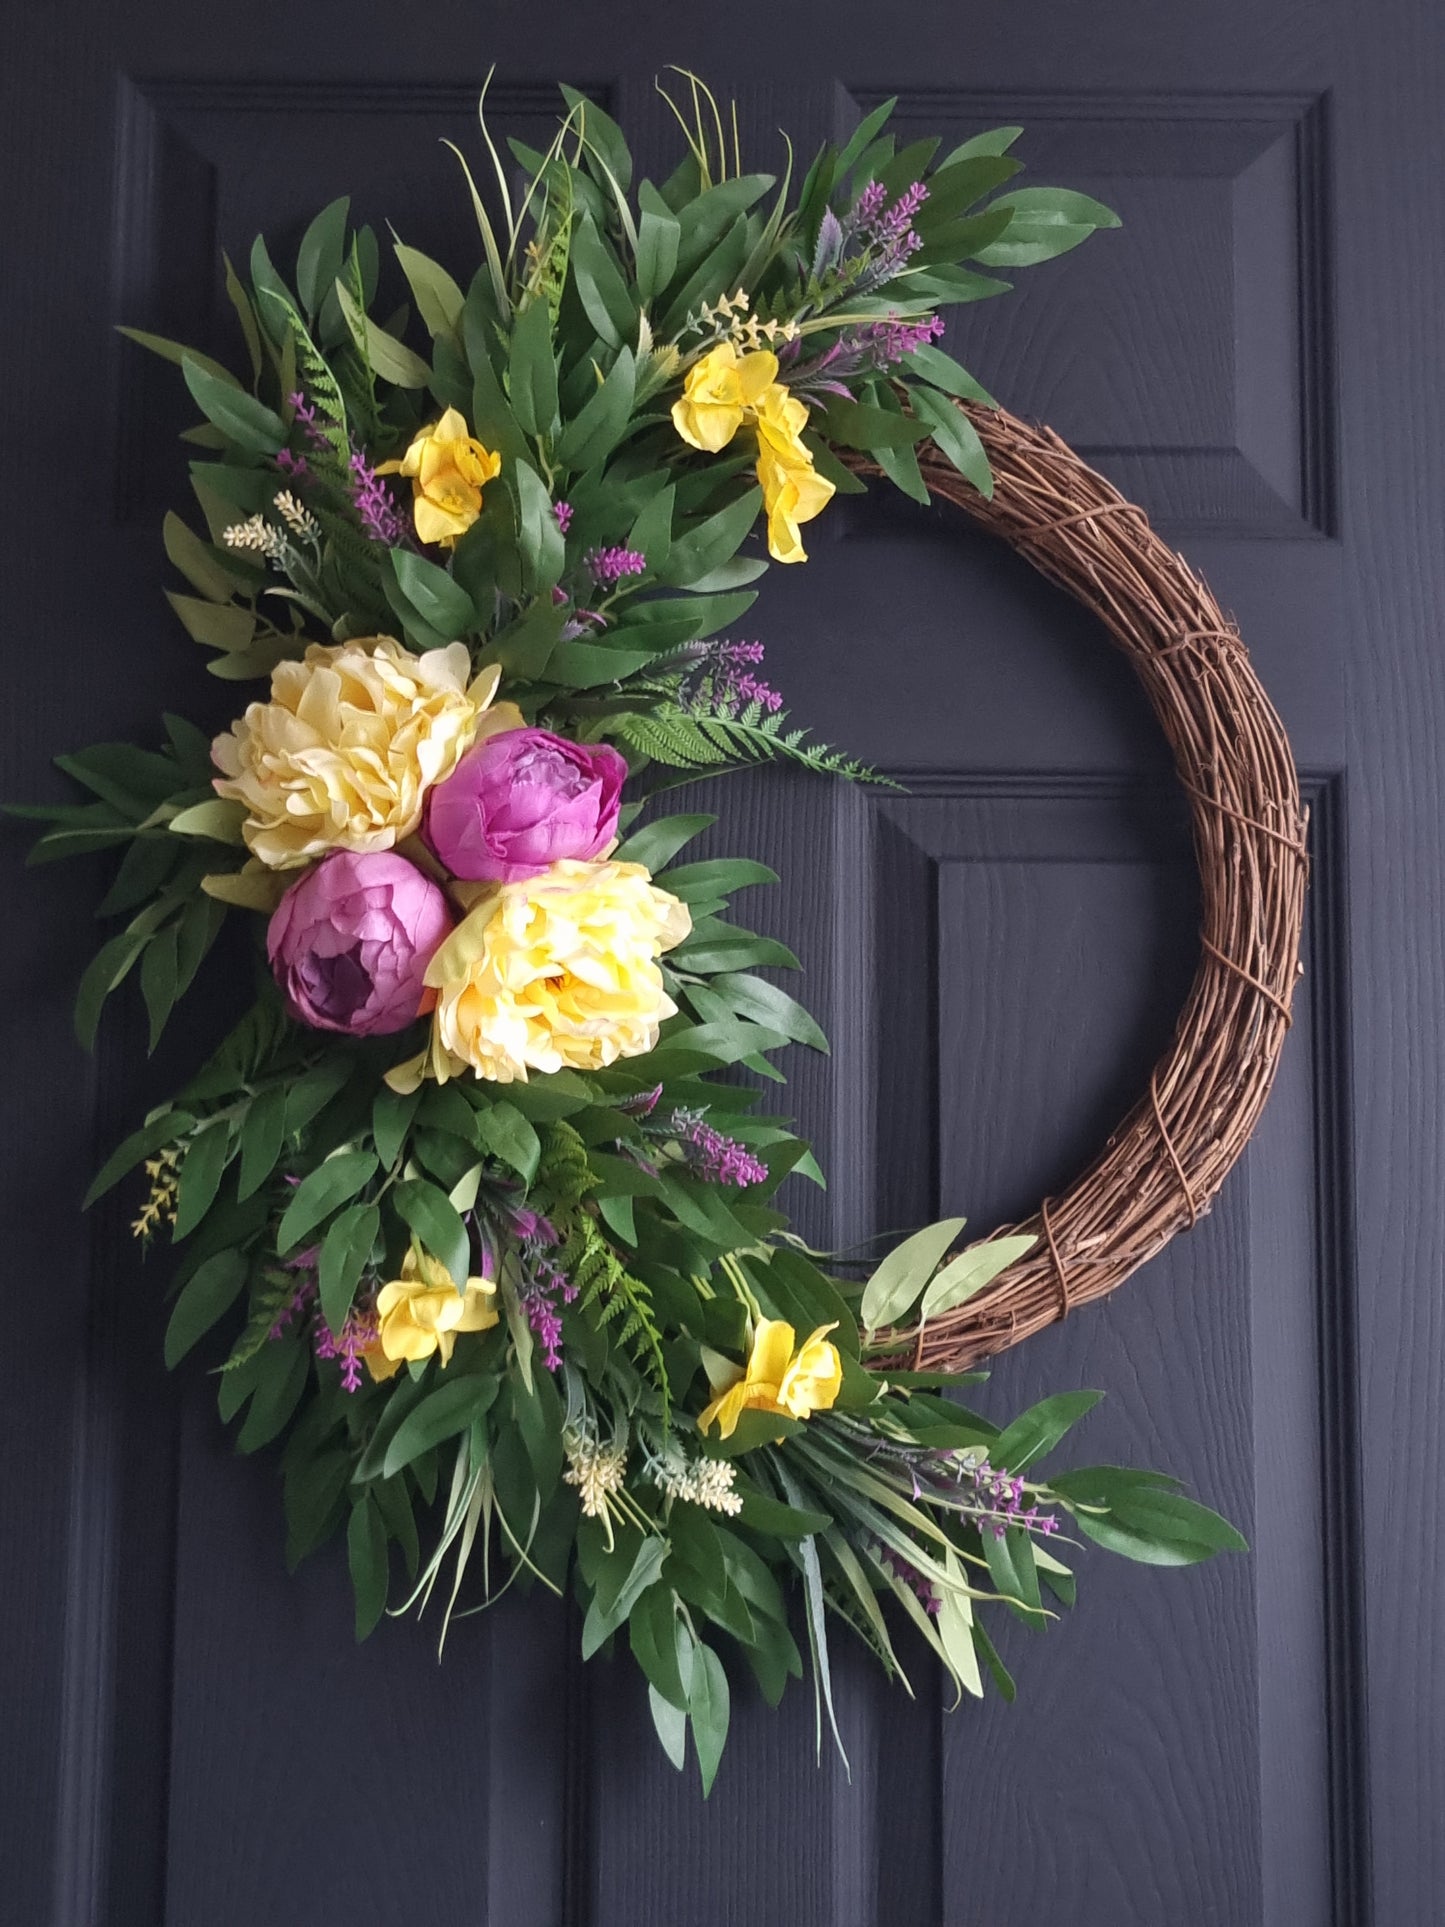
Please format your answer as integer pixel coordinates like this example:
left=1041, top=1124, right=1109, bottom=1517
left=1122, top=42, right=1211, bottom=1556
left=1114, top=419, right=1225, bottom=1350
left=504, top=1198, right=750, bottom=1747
left=168, top=799, right=248, bottom=844
left=920, top=1234, right=1036, bottom=1321
left=688, top=1641, right=730, bottom=1797
left=393, top=241, right=466, bottom=342
left=860, top=1216, right=967, bottom=1333
left=507, top=294, right=560, bottom=439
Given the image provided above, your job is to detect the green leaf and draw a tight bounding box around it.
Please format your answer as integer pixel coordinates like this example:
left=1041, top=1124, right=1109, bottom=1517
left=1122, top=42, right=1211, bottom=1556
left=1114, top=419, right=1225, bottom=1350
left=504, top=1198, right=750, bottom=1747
left=319, top=1201, right=380, bottom=1334
left=117, top=327, right=241, bottom=390
left=181, top=356, right=285, bottom=454
left=636, top=197, right=681, bottom=303
left=687, top=1641, right=730, bottom=1797
left=163, top=510, right=252, bottom=601
left=544, top=639, right=660, bottom=688
left=561, top=84, right=634, bottom=192
left=168, top=799, right=247, bottom=843
left=163, top=593, right=257, bottom=657
left=555, top=346, right=637, bottom=472
left=163, top=1248, right=247, bottom=1367
left=909, top=385, right=993, bottom=498
left=614, top=812, right=715, bottom=872
left=85, top=1108, right=193, bottom=1208
left=139, top=927, right=179, bottom=1051
left=627, top=483, right=674, bottom=575
left=385, top=549, right=477, bottom=643
left=393, top=241, right=466, bottom=342
left=570, top=214, right=636, bottom=349
left=705, top=972, right=829, bottom=1053
left=993, top=1390, right=1104, bottom=1472
left=659, top=487, right=762, bottom=588
left=296, top=196, right=351, bottom=317
left=658, top=858, right=777, bottom=900
left=334, top=277, right=433, bottom=388
left=235, top=1085, right=288, bottom=1200
left=172, top=1124, right=233, bottom=1239
left=480, top=595, right=565, bottom=680
left=348, top=1497, right=390, bottom=1639
left=276, top=1150, right=378, bottom=1253
left=920, top=1234, right=1036, bottom=1320
left=860, top=1217, right=967, bottom=1333
left=973, top=186, right=1121, bottom=268
left=733, top=1477, right=831, bottom=1539
left=392, top=1177, right=471, bottom=1286
left=820, top=395, right=931, bottom=450
left=649, top=1685, right=688, bottom=1770
left=474, top=1102, right=541, bottom=1184
left=507, top=294, right=560, bottom=439
left=382, top=1372, right=499, bottom=1478
left=513, top=458, right=567, bottom=593
left=581, top=1534, right=669, bottom=1657
left=372, top=1086, right=420, bottom=1171
left=899, top=343, right=996, bottom=405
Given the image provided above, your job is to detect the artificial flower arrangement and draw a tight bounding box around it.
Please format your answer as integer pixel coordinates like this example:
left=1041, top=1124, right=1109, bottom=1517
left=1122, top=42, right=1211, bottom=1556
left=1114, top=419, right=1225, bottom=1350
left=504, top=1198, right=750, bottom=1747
left=18, top=76, right=1244, bottom=1790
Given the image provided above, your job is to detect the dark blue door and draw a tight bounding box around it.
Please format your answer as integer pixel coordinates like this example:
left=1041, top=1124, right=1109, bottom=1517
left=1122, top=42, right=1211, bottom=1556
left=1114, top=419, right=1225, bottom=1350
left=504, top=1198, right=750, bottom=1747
left=2, top=10, right=1431, bottom=1925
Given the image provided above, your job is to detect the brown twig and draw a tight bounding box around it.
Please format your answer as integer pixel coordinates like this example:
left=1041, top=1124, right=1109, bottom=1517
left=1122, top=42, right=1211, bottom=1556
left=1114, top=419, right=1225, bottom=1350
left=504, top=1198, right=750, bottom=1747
left=849, top=405, right=1309, bottom=1372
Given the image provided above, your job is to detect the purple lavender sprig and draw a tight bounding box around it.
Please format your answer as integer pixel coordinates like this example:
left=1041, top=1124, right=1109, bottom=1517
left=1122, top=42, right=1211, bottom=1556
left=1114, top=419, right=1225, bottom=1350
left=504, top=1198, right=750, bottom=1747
left=666, top=1109, right=769, bottom=1188
left=510, top=1207, right=577, bottom=1373
left=348, top=445, right=409, bottom=546
left=677, top=637, right=784, bottom=717
left=585, top=545, right=647, bottom=587
left=314, top=1304, right=380, bottom=1394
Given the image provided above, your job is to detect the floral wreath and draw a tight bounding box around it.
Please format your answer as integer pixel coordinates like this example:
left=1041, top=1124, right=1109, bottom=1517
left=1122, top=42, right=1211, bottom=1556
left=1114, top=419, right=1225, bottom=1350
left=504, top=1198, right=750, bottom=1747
left=18, top=76, right=1248, bottom=1791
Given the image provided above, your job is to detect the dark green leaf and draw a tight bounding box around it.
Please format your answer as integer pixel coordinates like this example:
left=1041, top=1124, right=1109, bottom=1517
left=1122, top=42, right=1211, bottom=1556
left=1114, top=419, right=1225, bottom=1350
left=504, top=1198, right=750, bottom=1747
left=296, top=196, right=351, bottom=317
left=474, top=1102, right=541, bottom=1183
left=993, top=1390, right=1104, bottom=1472
left=556, top=346, right=636, bottom=472
left=172, top=1123, right=234, bottom=1239
left=382, top=1372, right=499, bottom=1478
left=319, top=1201, right=380, bottom=1334
left=570, top=214, right=636, bottom=348
left=163, top=1247, right=247, bottom=1367
left=614, top=812, right=716, bottom=875
left=237, top=1084, right=288, bottom=1200
left=688, top=1640, right=730, bottom=1796
left=508, top=294, right=560, bottom=439
left=391, top=1177, right=470, bottom=1286
left=909, top=385, right=993, bottom=498
left=276, top=1150, right=378, bottom=1253
left=386, top=549, right=477, bottom=643
left=348, top=1497, right=390, bottom=1639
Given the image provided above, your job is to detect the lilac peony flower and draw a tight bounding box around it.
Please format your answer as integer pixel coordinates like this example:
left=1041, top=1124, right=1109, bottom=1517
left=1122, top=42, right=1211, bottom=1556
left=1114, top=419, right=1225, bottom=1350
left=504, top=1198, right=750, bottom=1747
left=267, top=850, right=452, bottom=1036
left=425, top=728, right=626, bottom=883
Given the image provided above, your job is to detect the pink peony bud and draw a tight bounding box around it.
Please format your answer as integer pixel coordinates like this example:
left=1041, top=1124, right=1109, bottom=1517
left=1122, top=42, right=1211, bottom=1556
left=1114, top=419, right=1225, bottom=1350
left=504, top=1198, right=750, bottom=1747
left=425, top=728, right=626, bottom=883
left=267, top=850, right=452, bottom=1036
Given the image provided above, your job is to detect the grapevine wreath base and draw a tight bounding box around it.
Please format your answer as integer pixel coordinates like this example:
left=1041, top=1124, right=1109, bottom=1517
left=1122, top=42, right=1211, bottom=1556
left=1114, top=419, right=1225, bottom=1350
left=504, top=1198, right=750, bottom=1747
left=14, top=79, right=1301, bottom=1789
left=865, top=411, right=1309, bottom=1372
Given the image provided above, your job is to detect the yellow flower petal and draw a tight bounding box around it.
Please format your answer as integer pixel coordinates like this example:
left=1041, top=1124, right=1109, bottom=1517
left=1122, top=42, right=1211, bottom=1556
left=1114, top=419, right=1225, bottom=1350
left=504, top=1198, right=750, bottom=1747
left=212, top=637, right=492, bottom=868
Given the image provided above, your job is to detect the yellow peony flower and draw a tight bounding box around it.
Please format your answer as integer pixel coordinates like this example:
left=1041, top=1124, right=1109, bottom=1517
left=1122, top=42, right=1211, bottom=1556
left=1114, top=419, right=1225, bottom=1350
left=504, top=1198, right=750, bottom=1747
left=363, top=1246, right=498, bottom=1382
left=671, top=341, right=779, bottom=453
left=390, top=858, right=691, bottom=1087
left=212, top=640, right=522, bottom=869
left=753, top=384, right=836, bottom=564
left=376, top=407, right=502, bottom=547
left=697, top=1318, right=843, bottom=1439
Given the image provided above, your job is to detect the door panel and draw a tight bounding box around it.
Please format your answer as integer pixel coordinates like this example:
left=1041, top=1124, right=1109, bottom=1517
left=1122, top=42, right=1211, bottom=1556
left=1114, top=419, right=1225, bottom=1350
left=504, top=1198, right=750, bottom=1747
left=6, top=6, right=1424, bottom=1923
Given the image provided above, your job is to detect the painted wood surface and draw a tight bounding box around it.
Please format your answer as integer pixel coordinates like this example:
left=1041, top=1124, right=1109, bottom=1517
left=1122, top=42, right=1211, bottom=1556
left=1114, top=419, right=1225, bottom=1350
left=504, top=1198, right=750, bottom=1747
left=3, top=2, right=1431, bottom=1920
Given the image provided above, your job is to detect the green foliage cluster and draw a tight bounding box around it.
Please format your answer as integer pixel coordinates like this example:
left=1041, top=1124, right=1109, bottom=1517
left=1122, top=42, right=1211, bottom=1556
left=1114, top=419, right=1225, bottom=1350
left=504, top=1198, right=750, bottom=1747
left=12, top=77, right=1243, bottom=1792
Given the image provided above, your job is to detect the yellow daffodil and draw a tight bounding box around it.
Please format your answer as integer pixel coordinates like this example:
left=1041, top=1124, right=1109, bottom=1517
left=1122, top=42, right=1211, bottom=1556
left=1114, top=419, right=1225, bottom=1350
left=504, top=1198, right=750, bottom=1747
left=362, top=1246, right=498, bottom=1382
left=753, top=383, right=835, bottom=564
left=387, top=857, right=691, bottom=1088
left=377, top=407, right=502, bottom=546
left=211, top=642, right=521, bottom=869
left=671, top=341, right=779, bottom=453
left=697, top=1318, right=843, bottom=1439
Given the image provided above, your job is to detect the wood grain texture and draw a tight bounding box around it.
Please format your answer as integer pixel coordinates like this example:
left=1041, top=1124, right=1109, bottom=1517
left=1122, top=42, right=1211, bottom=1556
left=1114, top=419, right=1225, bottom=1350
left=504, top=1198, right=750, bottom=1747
left=0, top=6, right=1401, bottom=1922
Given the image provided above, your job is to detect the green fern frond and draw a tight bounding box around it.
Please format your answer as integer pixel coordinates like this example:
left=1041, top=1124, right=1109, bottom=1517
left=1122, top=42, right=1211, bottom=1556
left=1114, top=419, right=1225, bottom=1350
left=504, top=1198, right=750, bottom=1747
left=609, top=702, right=890, bottom=787
left=223, top=1268, right=297, bottom=1371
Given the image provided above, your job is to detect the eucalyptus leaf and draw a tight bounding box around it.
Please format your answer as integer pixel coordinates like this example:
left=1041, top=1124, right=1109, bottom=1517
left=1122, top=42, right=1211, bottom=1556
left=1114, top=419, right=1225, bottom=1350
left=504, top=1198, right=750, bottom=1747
left=860, top=1216, right=967, bottom=1333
